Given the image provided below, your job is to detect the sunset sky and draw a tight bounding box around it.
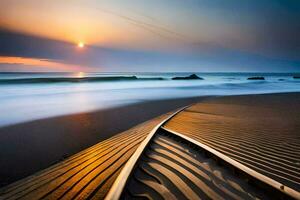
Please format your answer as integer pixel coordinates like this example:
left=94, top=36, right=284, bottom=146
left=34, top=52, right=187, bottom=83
left=0, top=0, right=299, bottom=72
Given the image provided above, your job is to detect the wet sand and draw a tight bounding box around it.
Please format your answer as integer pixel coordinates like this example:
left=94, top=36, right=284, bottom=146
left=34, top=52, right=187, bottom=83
left=0, top=96, right=209, bottom=187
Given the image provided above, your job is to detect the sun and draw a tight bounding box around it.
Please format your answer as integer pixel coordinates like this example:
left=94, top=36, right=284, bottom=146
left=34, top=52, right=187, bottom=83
left=77, top=71, right=85, bottom=78
left=77, top=42, right=84, bottom=48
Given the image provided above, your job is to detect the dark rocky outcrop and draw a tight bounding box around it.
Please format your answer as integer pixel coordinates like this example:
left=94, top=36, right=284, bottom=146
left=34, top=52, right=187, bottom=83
left=172, top=74, right=204, bottom=80
left=247, top=77, right=265, bottom=80
left=293, top=76, right=300, bottom=79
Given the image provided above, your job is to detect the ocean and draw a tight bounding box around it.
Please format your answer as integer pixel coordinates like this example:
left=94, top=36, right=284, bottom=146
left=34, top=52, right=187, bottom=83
left=0, top=72, right=299, bottom=127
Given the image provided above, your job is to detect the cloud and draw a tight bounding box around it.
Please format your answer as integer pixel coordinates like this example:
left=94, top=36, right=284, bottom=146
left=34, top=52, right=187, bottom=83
left=0, top=28, right=299, bottom=72
left=0, top=56, right=90, bottom=72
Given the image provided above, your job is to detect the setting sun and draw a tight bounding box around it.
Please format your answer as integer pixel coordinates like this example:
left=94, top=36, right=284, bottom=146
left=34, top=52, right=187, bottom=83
left=78, top=42, right=84, bottom=48
left=77, top=71, right=85, bottom=78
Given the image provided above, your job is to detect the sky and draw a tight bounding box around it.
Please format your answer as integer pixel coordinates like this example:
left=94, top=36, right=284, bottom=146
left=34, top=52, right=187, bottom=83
left=0, top=0, right=299, bottom=72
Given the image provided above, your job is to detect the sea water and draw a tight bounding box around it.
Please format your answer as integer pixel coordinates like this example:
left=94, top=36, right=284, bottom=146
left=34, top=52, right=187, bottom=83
left=0, top=72, right=299, bottom=127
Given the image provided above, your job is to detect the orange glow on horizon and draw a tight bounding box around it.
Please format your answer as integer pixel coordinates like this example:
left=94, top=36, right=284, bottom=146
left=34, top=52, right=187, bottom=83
left=0, top=56, right=94, bottom=72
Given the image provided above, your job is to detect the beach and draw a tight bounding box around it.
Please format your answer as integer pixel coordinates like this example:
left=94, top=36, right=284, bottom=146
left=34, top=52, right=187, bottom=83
left=1, top=92, right=299, bottom=199
left=0, top=96, right=210, bottom=187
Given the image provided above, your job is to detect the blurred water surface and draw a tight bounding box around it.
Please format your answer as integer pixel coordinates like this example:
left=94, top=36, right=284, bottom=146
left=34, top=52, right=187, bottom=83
left=0, top=72, right=299, bottom=127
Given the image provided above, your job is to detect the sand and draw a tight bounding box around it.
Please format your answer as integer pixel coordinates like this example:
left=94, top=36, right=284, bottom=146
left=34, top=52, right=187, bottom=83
left=164, top=92, right=300, bottom=193
left=1, top=92, right=299, bottom=199
left=123, top=129, right=270, bottom=200
left=0, top=96, right=209, bottom=187
left=0, top=113, right=174, bottom=200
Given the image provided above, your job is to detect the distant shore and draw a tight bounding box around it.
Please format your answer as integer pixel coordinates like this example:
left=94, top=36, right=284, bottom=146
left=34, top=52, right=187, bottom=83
left=0, top=96, right=211, bottom=186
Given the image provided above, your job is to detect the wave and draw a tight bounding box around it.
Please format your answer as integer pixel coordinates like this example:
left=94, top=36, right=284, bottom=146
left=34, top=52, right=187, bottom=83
left=0, top=76, right=165, bottom=84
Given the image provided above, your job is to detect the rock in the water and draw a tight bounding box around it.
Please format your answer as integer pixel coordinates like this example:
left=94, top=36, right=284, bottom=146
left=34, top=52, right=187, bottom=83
left=172, top=74, right=204, bottom=80
left=247, top=77, right=265, bottom=80
left=293, top=76, right=300, bottom=79
left=278, top=79, right=285, bottom=81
